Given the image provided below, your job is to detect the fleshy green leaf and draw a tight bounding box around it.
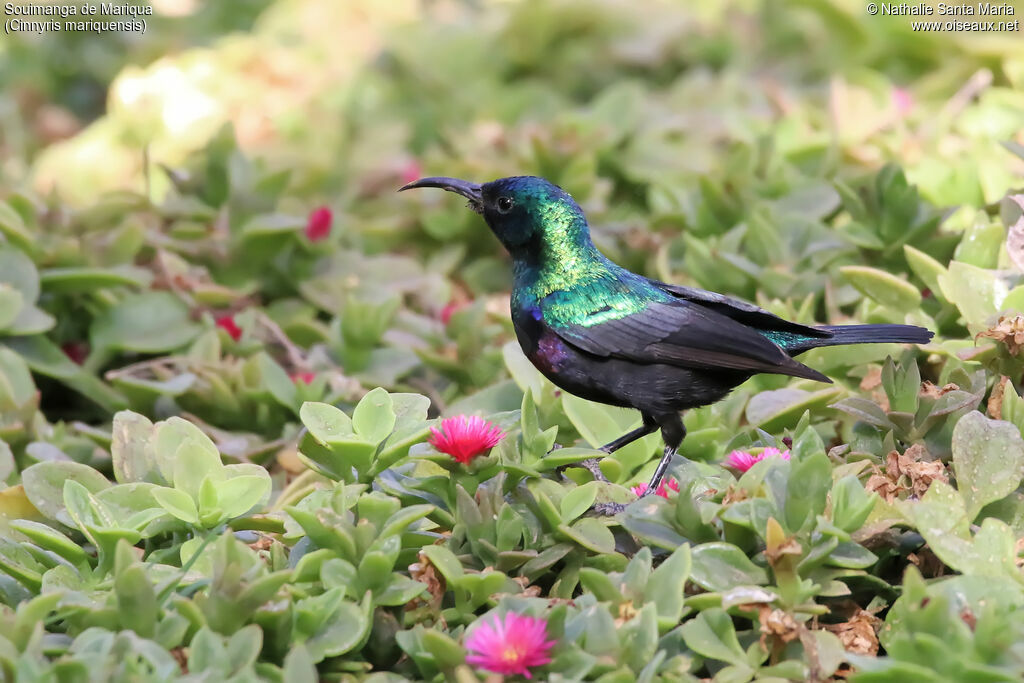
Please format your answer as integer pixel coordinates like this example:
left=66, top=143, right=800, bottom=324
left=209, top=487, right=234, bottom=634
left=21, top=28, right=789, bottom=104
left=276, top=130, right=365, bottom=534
left=91, top=291, right=202, bottom=353
left=352, top=388, right=397, bottom=444
left=952, top=411, right=1024, bottom=521
left=690, top=542, right=768, bottom=591
left=680, top=608, right=750, bottom=668
left=840, top=265, right=922, bottom=312
left=152, top=486, right=200, bottom=525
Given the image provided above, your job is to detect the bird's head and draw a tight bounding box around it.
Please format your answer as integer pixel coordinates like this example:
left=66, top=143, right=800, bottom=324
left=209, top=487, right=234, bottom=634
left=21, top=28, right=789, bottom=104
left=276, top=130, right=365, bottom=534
left=399, top=175, right=589, bottom=257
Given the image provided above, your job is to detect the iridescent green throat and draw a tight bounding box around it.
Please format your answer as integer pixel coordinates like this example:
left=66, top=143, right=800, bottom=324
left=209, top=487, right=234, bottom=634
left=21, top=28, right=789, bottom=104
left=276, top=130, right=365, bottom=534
left=511, top=194, right=671, bottom=328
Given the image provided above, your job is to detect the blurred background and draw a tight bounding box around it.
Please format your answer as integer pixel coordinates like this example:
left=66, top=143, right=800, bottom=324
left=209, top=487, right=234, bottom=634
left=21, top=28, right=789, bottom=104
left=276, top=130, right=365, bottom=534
left=5, top=0, right=1022, bottom=207
left=1, top=0, right=1023, bottom=441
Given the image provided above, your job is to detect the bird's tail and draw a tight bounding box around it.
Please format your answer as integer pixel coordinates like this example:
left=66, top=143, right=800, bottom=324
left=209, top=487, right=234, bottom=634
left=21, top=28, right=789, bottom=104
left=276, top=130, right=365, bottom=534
left=786, top=324, right=933, bottom=355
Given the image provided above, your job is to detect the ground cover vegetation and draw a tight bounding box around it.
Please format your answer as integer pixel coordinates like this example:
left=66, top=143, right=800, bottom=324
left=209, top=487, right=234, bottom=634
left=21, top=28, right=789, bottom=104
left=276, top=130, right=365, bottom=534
left=2, top=0, right=1024, bottom=680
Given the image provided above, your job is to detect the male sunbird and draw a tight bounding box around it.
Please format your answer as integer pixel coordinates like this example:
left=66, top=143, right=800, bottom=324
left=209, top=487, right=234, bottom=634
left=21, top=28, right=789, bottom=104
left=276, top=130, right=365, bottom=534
left=401, top=176, right=933, bottom=499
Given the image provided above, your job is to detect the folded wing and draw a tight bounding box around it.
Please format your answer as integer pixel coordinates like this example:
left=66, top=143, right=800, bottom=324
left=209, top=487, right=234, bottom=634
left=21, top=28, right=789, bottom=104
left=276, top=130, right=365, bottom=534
left=650, top=281, right=832, bottom=339
left=550, top=298, right=831, bottom=382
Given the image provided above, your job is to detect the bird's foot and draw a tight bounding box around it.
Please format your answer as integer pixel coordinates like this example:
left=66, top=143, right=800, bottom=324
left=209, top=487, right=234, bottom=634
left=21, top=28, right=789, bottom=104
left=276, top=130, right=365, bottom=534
left=579, top=457, right=609, bottom=483
left=555, top=455, right=609, bottom=482
left=591, top=480, right=657, bottom=516
left=591, top=502, right=626, bottom=516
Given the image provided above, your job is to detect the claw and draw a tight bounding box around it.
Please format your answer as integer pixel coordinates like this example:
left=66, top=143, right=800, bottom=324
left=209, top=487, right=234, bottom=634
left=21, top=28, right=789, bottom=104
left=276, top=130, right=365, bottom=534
left=578, top=457, right=609, bottom=482
left=591, top=502, right=626, bottom=515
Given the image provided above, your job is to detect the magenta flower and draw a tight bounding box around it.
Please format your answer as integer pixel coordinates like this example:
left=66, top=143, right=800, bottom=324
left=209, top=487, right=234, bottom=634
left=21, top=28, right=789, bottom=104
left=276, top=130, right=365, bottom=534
left=400, top=160, right=423, bottom=186
left=892, top=87, right=913, bottom=116
left=290, top=372, right=316, bottom=385
left=726, top=446, right=791, bottom=473
left=428, top=415, right=505, bottom=464
left=305, top=206, right=333, bottom=242
left=465, top=613, right=555, bottom=679
left=439, top=300, right=463, bottom=325
left=631, top=477, right=680, bottom=499
left=61, top=341, right=89, bottom=365
left=215, top=315, right=242, bottom=342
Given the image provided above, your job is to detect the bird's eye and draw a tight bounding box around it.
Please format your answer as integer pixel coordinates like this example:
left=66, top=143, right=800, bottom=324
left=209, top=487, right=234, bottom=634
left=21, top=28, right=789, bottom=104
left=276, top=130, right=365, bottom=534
left=496, top=196, right=514, bottom=213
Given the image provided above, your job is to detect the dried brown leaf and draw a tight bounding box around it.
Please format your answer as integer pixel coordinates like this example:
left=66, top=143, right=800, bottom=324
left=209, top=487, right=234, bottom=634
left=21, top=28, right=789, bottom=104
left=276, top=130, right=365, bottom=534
left=247, top=535, right=273, bottom=552
left=511, top=575, right=542, bottom=599
left=756, top=605, right=802, bottom=652
left=865, top=445, right=947, bottom=502
left=765, top=537, right=802, bottom=564
left=859, top=367, right=883, bottom=392
left=171, top=647, right=188, bottom=674
left=409, top=550, right=446, bottom=612
left=864, top=472, right=899, bottom=503
left=988, top=376, right=1010, bottom=419
left=900, top=450, right=947, bottom=499
left=721, top=485, right=749, bottom=505
left=908, top=546, right=946, bottom=578
left=976, top=314, right=1024, bottom=356
left=858, top=366, right=890, bottom=409
left=919, top=381, right=960, bottom=399
left=825, top=609, right=881, bottom=656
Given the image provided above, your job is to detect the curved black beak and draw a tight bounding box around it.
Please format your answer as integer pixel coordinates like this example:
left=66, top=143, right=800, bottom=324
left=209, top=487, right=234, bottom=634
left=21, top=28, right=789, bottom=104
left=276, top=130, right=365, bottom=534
left=399, top=176, right=483, bottom=213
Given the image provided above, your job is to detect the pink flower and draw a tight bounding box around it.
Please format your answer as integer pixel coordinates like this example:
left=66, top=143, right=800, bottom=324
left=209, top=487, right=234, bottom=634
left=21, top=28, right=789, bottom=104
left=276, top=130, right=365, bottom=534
left=726, top=446, right=791, bottom=473
left=400, top=160, right=423, bottom=186
left=61, top=341, right=89, bottom=365
left=439, top=300, right=463, bottom=325
left=428, top=415, right=505, bottom=464
left=291, top=372, right=316, bottom=384
left=727, top=451, right=759, bottom=472
left=892, top=87, right=913, bottom=116
left=465, top=613, right=555, bottom=679
left=305, top=206, right=332, bottom=242
left=631, top=477, right=680, bottom=499
left=215, top=315, right=242, bottom=342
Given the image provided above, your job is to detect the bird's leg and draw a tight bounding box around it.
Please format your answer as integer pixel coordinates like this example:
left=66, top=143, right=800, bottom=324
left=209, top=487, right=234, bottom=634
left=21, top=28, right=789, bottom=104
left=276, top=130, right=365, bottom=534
left=598, top=419, right=658, bottom=454
left=577, top=415, right=657, bottom=483
left=591, top=414, right=686, bottom=515
left=637, top=414, right=686, bottom=497
left=640, top=445, right=678, bottom=497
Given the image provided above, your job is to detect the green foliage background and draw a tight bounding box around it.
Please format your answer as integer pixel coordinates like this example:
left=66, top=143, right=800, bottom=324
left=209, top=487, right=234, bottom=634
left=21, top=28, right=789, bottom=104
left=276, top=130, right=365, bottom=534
left=2, top=0, right=1024, bottom=680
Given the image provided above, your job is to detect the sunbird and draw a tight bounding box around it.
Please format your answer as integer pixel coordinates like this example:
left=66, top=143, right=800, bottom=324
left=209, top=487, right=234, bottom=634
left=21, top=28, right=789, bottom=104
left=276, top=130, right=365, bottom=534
left=401, top=176, right=933, bottom=500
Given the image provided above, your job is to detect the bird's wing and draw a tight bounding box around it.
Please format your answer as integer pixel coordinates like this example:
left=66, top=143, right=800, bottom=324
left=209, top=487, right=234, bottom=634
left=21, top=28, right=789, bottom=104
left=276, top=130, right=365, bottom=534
left=649, top=280, right=832, bottom=339
left=550, top=299, right=831, bottom=382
